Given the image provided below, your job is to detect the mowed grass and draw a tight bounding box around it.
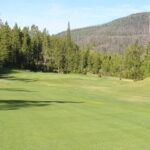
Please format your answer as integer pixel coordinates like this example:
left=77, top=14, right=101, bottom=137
left=0, top=70, right=150, bottom=150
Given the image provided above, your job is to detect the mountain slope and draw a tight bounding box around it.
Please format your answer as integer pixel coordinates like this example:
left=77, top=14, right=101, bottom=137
left=59, top=12, right=150, bottom=54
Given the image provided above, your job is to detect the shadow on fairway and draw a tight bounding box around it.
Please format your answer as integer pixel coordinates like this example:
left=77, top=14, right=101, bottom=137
left=0, top=69, right=37, bottom=82
left=0, top=76, right=38, bottom=82
left=0, top=100, right=84, bottom=110
left=0, top=88, right=36, bottom=92
left=0, top=69, right=18, bottom=75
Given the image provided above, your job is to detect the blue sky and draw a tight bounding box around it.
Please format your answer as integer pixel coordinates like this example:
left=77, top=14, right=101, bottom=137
left=0, top=0, right=150, bottom=34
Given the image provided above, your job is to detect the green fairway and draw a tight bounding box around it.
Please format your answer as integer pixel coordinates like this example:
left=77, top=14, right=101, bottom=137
left=0, top=70, right=150, bottom=150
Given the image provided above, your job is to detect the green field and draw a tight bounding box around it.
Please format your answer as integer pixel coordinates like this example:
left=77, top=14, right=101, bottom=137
left=0, top=70, right=150, bottom=150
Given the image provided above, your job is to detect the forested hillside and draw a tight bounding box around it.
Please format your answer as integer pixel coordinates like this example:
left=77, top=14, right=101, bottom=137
left=59, top=12, right=150, bottom=54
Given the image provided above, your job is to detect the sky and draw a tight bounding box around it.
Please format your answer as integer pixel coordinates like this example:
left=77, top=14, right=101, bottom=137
left=0, top=0, right=150, bottom=34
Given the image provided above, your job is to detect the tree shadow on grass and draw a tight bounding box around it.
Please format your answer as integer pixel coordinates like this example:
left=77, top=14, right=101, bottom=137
left=0, top=68, right=18, bottom=75
left=0, top=76, right=38, bottom=82
left=0, top=88, right=36, bottom=92
left=0, top=69, right=38, bottom=82
left=0, top=100, right=84, bottom=111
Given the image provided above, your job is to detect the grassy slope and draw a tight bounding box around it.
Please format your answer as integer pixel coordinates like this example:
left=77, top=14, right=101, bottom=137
left=0, top=70, right=150, bottom=150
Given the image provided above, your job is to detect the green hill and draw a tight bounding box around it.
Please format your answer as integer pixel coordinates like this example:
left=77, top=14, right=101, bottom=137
left=59, top=12, right=150, bottom=54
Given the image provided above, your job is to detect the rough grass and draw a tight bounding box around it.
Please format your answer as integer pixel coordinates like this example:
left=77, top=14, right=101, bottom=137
left=0, top=70, right=150, bottom=150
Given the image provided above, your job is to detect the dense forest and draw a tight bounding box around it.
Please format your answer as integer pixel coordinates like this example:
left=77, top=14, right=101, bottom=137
left=0, top=21, right=150, bottom=80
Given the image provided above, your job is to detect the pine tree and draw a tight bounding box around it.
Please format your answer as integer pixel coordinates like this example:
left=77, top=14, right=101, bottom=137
left=21, top=27, right=31, bottom=68
left=0, top=22, right=5, bottom=67
left=92, top=50, right=101, bottom=74
left=55, top=38, right=67, bottom=73
left=0, top=22, right=12, bottom=67
left=66, top=42, right=79, bottom=73
left=109, top=53, right=122, bottom=76
left=101, top=52, right=110, bottom=76
left=79, top=46, right=90, bottom=74
left=142, top=42, right=150, bottom=77
left=30, top=25, right=42, bottom=70
left=42, top=29, right=51, bottom=71
left=11, top=24, right=22, bottom=67
left=123, top=41, right=144, bottom=80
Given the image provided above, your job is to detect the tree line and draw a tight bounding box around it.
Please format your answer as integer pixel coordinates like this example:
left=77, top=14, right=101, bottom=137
left=0, top=21, right=150, bottom=80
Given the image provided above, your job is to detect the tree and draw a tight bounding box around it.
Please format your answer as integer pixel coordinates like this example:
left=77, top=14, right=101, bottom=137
left=142, top=41, right=150, bottom=77
left=101, top=52, right=110, bottom=76
left=123, top=41, right=144, bottom=80
left=92, top=50, right=101, bottom=74
left=42, top=29, right=52, bottom=71
left=109, top=53, right=122, bottom=76
left=79, top=46, right=90, bottom=74
left=21, top=27, right=31, bottom=68
left=0, top=22, right=5, bottom=67
left=11, top=24, right=22, bottom=67
left=66, top=42, right=79, bottom=73
left=30, top=25, right=42, bottom=70
left=55, top=37, right=68, bottom=73
left=0, top=22, right=12, bottom=67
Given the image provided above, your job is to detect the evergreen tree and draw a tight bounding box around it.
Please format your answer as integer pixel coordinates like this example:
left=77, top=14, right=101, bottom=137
left=92, top=50, right=101, bottom=74
left=11, top=24, right=22, bottom=67
left=109, top=53, right=122, bottom=76
left=79, top=46, right=90, bottom=74
left=30, top=25, right=42, bottom=70
left=42, top=29, right=52, bottom=71
left=142, top=42, right=150, bottom=77
left=66, top=42, right=79, bottom=73
left=55, top=38, right=67, bottom=73
left=0, top=22, right=5, bottom=67
left=0, top=22, right=12, bottom=67
left=101, top=52, right=110, bottom=76
left=21, top=27, right=31, bottom=68
left=123, top=41, right=144, bottom=80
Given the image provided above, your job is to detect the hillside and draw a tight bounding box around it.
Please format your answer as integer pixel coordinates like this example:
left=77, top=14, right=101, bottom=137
left=59, top=12, right=150, bottom=54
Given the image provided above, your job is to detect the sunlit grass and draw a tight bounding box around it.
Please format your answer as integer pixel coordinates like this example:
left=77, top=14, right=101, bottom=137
left=0, top=70, right=150, bottom=150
